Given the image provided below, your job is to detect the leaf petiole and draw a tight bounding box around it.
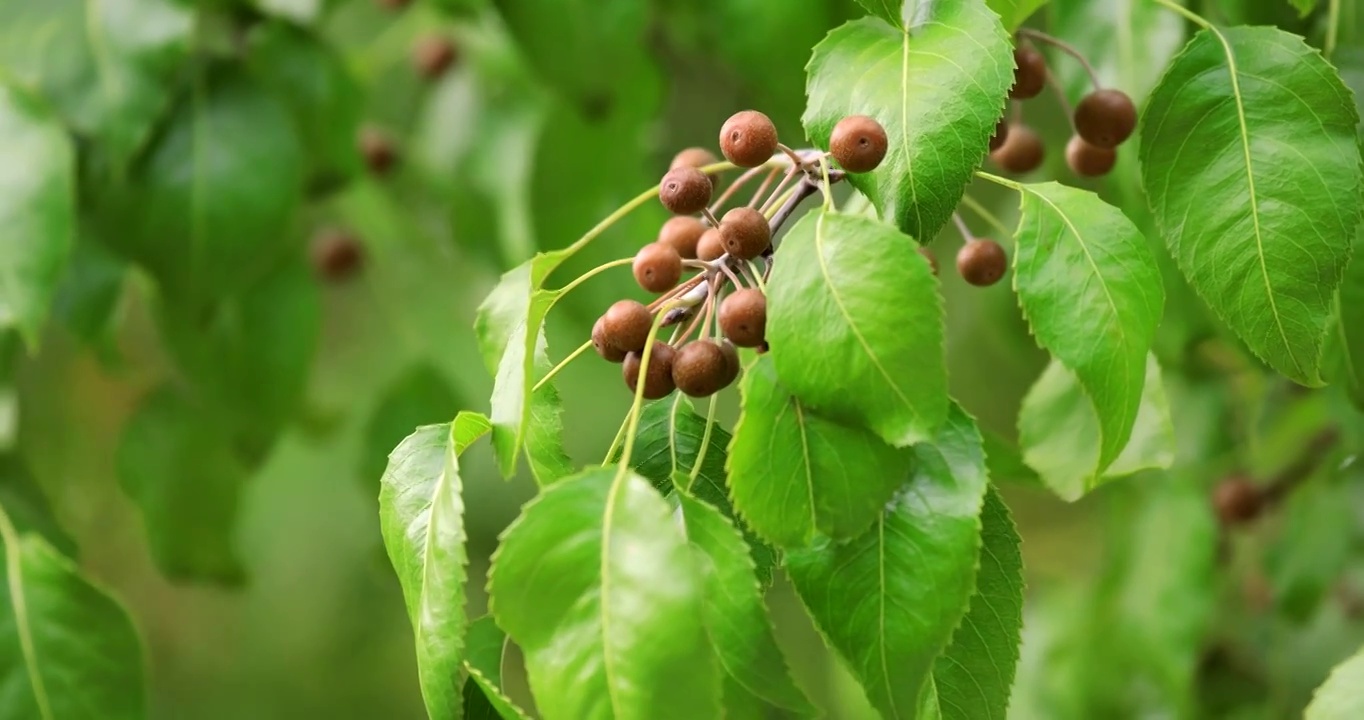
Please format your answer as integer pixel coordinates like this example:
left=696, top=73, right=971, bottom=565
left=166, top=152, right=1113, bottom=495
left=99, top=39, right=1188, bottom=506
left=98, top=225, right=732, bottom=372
left=553, top=257, right=634, bottom=297
left=958, top=191, right=1014, bottom=239
left=532, top=339, right=593, bottom=393
left=687, top=394, right=720, bottom=487
left=615, top=302, right=683, bottom=479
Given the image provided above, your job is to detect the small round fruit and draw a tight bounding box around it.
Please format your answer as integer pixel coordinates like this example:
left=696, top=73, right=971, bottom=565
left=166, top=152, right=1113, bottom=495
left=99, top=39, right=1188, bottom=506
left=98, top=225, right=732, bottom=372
left=718, top=340, right=741, bottom=386
left=672, top=340, right=730, bottom=398
left=719, top=207, right=771, bottom=260
left=659, top=166, right=713, bottom=215
left=990, top=125, right=1044, bottom=173
left=658, top=216, right=707, bottom=259
left=829, top=115, right=888, bottom=173
left=623, top=342, right=677, bottom=399
left=917, top=246, right=939, bottom=276
left=633, top=242, right=683, bottom=293
left=310, top=229, right=364, bottom=281
left=1074, top=89, right=1137, bottom=149
left=358, top=126, right=398, bottom=175
left=600, top=299, right=653, bottom=353
left=670, top=147, right=719, bottom=171
left=956, top=239, right=1008, bottom=287
left=1065, top=135, right=1117, bottom=177
left=697, top=228, right=725, bottom=261
left=412, top=35, right=458, bottom=79
left=719, top=288, right=767, bottom=347
left=592, top=318, right=627, bottom=363
left=1010, top=47, right=1047, bottom=99
left=989, top=118, right=1010, bottom=152
left=719, top=110, right=779, bottom=167
left=1213, top=476, right=1263, bottom=525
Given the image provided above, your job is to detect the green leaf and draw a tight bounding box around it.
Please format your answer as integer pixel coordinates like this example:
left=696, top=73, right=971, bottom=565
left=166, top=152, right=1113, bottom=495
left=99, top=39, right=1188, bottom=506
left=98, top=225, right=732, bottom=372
left=1019, top=353, right=1175, bottom=500
left=252, top=0, right=321, bottom=22
left=1328, top=232, right=1364, bottom=410
left=1045, top=0, right=1186, bottom=103
left=1139, top=25, right=1363, bottom=386
left=768, top=210, right=948, bottom=447
left=51, top=229, right=127, bottom=353
left=0, top=456, right=77, bottom=559
left=932, top=487, right=1024, bottom=720
left=803, top=5, right=1013, bottom=240
left=986, top=0, right=1048, bottom=30
left=853, top=0, right=903, bottom=27
left=0, top=79, right=75, bottom=346
left=488, top=467, right=720, bottom=720
left=116, top=385, right=247, bottom=584
left=489, top=319, right=573, bottom=483
left=1265, top=475, right=1358, bottom=623
left=0, top=506, right=146, bottom=719
left=675, top=488, right=814, bottom=714
left=728, top=356, right=916, bottom=548
left=785, top=404, right=989, bottom=720
left=0, top=0, right=192, bottom=166
left=1290, top=0, right=1319, bottom=18
left=363, top=364, right=462, bottom=486
left=1307, top=645, right=1364, bottom=720
left=1005, top=180, right=1164, bottom=475
left=379, top=416, right=487, bottom=720
left=462, top=616, right=532, bottom=720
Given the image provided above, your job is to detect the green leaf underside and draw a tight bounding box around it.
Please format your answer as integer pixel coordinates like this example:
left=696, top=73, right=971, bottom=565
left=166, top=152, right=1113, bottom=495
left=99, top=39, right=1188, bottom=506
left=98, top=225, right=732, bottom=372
left=1139, top=26, right=1363, bottom=386
left=728, top=356, right=915, bottom=548
left=803, top=4, right=1012, bottom=240
left=985, top=0, right=1049, bottom=31
left=769, top=210, right=948, bottom=447
left=0, top=80, right=74, bottom=345
left=0, top=505, right=146, bottom=720
left=489, top=468, right=720, bottom=720
left=1019, top=354, right=1175, bottom=500
left=785, top=404, right=989, bottom=720
left=1010, top=181, right=1164, bottom=474
left=675, top=488, right=814, bottom=713
left=462, top=616, right=532, bottom=720
left=933, top=487, right=1024, bottom=720
left=1307, top=646, right=1364, bottom=719
left=379, top=419, right=484, bottom=720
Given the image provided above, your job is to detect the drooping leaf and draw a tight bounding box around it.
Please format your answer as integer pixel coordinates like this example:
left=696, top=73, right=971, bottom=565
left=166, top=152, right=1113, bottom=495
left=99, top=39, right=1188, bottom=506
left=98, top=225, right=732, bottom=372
left=1019, top=353, right=1175, bottom=500
left=379, top=416, right=488, bottom=720
left=0, top=0, right=192, bottom=166
left=462, top=616, right=532, bottom=720
left=728, top=356, right=915, bottom=548
left=803, top=4, right=1013, bottom=240
left=986, top=0, right=1048, bottom=30
left=0, top=506, right=146, bottom=719
left=1328, top=232, right=1364, bottom=410
left=785, top=404, right=989, bottom=719
left=0, top=456, right=77, bottom=559
left=0, top=79, right=75, bottom=346
left=488, top=467, right=720, bottom=720
left=768, top=210, right=948, bottom=447
left=1139, top=25, right=1363, bottom=385
left=1005, top=180, right=1164, bottom=476
left=932, top=487, right=1024, bottom=720
left=1307, top=645, right=1364, bottom=720
left=363, top=363, right=462, bottom=485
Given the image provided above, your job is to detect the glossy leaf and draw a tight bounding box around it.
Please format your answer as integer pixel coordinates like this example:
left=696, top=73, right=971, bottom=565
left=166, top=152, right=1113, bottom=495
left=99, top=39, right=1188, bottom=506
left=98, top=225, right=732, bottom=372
left=785, top=404, right=989, bottom=719
left=728, top=356, right=916, bottom=548
left=803, top=4, right=1013, bottom=240
left=986, top=0, right=1048, bottom=30
left=1007, top=180, right=1164, bottom=475
left=1307, top=646, right=1364, bottom=720
left=768, top=210, right=948, bottom=447
left=0, top=506, right=146, bottom=719
left=1139, top=25, right=1363, bottom=385
left=379, top=416, right=487, bottom=720
left=363, top=364, right=462, bottom=485
left=462, top=616, right=531, bottom=720
left=1329, top=232, right=1364, bottom=410
left=488, top=467, right=720, bottom=720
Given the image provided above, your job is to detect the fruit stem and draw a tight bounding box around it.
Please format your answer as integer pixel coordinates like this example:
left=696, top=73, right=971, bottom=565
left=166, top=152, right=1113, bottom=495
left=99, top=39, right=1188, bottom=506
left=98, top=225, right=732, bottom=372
left=748, top=166, right=782, bottom=208
left=552, top=256, right=634, bottom=297
left=817, top=155, right=835, bottom=210
left=532, top=339, right=593, bottom=393
left=701, top=207, right=722, bottom=228
left=760, top=165, right=802, bottom=213
left=957, top=192, right=1014, bottom=239
left=1327, top=0, right=1341, bottom=58
left=775, top=142, right=808, bottom=168
left=768, top=177, right=822, bottom=237
left=1046, top=74, right=1077, bottom=130
left=710, top=164, right=776, bottom=216
left=687, top=394, right=721, bottom=488
left=746, top=260, right=768, bottom=294
left=951, top=212, right=975, bottom=243
left=1017, top=29, right=1103, bottom=91
left=716, top=259, right=745, bottom=290
left=615, top=302, right=682, bottom=478
left=648, top=273, right=707, bottom=312
left=1151, top=0, right=1212, bottom=30
left=739, top=261, right=763, bottom=292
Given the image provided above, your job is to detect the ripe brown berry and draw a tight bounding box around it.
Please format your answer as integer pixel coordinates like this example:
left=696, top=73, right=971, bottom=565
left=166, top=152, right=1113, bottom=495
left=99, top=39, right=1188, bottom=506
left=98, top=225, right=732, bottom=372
left=956, top=239, right=1008, bottom=287
left=672, top=340, right=731, bottom=397
left=592, top=317, right=627, bottom=363
left=310, top=229, right=364, bottom=281
left=719, top=207, right=771, bottom=260
left=917, top=246, right=938, bottom=276
left=633, top=242, right=683, bottom=293
left=718, top=340, right=741, bottom=386
left=719, top=110, right=779, bottom=168
left=359, top=125, right=398, bottom=175
left=623, top=342, right=677, bottom=400
left=1074, top=89, right=1137, bottom=149
left=829, top=115, right=888, bottom=173
left=1212, top=476, right=1263, bottom=526
left=989, top=118, right=1010, bottom=152
left=600, top=300, right=653, bottom=353
left=697, top=228, right=724, bottom=261
left=1066, top=135, right=1117, bottom=177
left=659, top=166, right=713, bottom=215
left=990, top=124, right=1044, bottom=174
left=719, top=288, right=767, bottom=347
left=670, top=147, right=719, bottom=171
left=1011, top=47, right=1047, bottom=99
left=658, top=216, right=706, bottom=260
left=412, top=35, right=458, bottom=79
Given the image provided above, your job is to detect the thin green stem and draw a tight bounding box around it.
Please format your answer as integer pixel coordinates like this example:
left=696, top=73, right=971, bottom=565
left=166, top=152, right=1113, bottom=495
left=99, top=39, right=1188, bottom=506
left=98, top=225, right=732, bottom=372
left=553, top=257, right=633, bottom=297
left=615, top=303, right=680, bottom=478
left=1152, top=0, right=1212, bottom=29
left=958, top=191, right=1013, bottom=239
left=818, top=155, right=835, bottom=210
left=746, top=261, right=768, bottom=294
left=1327, top=0, right=1341, bottom=58
left=688, top=395, right=720, bottom=487
left=1017, top=28, right=1103, bottom=89
left=668, top=394, right=683, bottom=477
left=532, top=339, right=593, bottom=393
left=601, top=414, right=631, bottom=466
left=764, top=184, right=801, bottom=221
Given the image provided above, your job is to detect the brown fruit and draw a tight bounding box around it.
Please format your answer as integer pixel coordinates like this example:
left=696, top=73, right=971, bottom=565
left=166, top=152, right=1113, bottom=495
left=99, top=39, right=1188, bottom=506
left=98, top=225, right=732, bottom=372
left=633, top=242, right=683, bottom=293
left=659, top=166, right=713, bottom=215
left=658, top=216, right=707, bottom=260
left=1213, top=476, right=1263, bottom=525
left=672, top=340, right=731, bottom=397
left=829, top=115, right=888, bottom=173
left=359, top=125, right=398, bottom=175
left=719, top=110, right=779, bottom=167
left=696, top=228, right=725, bottom=261
left=990, top=124, right=1044, bottom=174
left=1074, top=89, right=1137, bottom=149
left=917, top=246, right=939, bottom=276
left=719, top=207, right=771, bottom=260
left=1011, top=47, right=1048, bottom=99
left=623, top=342, right=677, bottom=399
left=600, top=300, right=653, bottom=353
left=670, top=147, right=719, bottom=171
left=989, top=118, right=1010, bottom=152
left=1065, top=135, right=1117, bottom=177
left=412, top=35, right=458, bottom=79
left=592, top=318, right=627, bottom=363
left=718, top=340, right=741, bottom=386
left=719, top=288, right=767, bottom=347
left=310, top=229, right=364, bottom=281
left=956, top=239, right=1008, bottom=287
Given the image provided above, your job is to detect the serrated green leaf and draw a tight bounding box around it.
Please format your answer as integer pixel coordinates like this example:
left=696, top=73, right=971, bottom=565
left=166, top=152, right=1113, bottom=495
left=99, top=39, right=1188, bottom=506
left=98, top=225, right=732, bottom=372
left=854, top=0, right=903, bottom=27
left=986, top=0, right=1048, bottom=30
left=363, top=364, right=462, bottom=486
left=462, top=616, right=531, bottom=720
left=488, top=467, right=720, bottom=720
left=1307, top=645, right=1364, bottom=719
left=728, top=356, right=915, bottom=548
left=0, top=79, right=74, bottom=347
left=379, top=417, right=486, bottom=720
left=1019, top=353, right=1175, bottom=500
left=786, top=404, right=989, bottom=720
left=1005, top=180, right=1164, bottom=475
left=675, top=488, right=814, bottom=714
left=803, top=4, right=1012, bottom=240
left=0, top=456, right=77, bottom=559
left=1328, top=232, right=1364, bottom=410
left=1139, top=25, right=1363, bottom=386
left=0, top=506, right=146, bottom=720
left=768, top=210, right=948, bottom=446
left=932, top=487, right=1023, bottom=720
left=489, top=317, right=572, bottom=483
